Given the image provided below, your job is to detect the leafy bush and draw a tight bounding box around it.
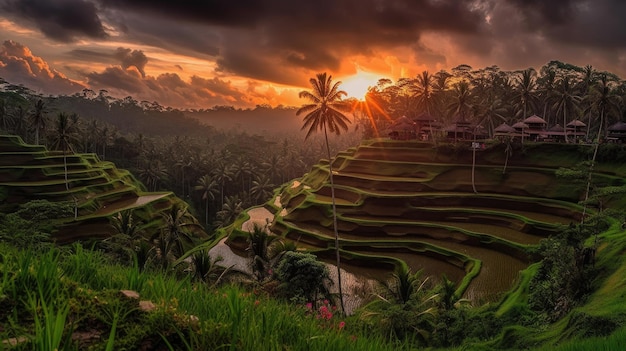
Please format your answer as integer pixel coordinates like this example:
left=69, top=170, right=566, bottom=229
left=0, top=200, right=73, bottom=251
left=529, top=224, right=597, bottom=321
left=274, top=251, right=331, bottom=304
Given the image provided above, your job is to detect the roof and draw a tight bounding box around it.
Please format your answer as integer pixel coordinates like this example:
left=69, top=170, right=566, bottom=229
left=567, top=119, right=586, bottom=127
left=413, top=113, right=436, bottom=122
left=608, top=122, right=626, bottom=131
left=548, top=124, right=564, bottom=132
left=523, top=115, right=547, bottom=125
left=512, top=122, right=529, bottom=129
left=494, top=123, right=516, bottom=133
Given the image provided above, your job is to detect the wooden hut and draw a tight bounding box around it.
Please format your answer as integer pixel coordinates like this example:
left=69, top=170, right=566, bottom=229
left=523, top=115, right=548, bottom=141
left=608, top=122, right=626, bottom=143
left=566, top=119, right=587, bottom=141
left=388, top=116, right=417, bottom=140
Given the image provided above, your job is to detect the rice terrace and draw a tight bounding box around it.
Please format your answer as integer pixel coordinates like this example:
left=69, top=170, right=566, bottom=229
left=225, top=138, right=624, bottom=304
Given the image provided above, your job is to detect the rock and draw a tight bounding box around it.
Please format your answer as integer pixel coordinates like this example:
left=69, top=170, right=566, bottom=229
left=120, top=290, right=140, bottom=299
left=139, top=300, right=156, bottom=312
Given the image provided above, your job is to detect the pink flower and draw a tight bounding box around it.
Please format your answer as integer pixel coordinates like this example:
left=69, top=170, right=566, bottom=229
left=306, top=302, right=313, bottom=310
left=323, top=299, right=329, bottom=305
left=338, top=321, right=346, bottom=330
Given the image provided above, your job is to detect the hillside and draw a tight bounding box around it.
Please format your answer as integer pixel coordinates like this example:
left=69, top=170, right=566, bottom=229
left=223, top=138, right=626, bottom=348
left=0, top=134, right=208, bottom=243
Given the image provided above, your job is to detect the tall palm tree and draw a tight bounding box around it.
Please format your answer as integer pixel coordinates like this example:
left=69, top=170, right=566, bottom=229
left=138, top=160, right=168, bottom=191
left=250, top=174, right=275, bottom=203
left=51, top=112, right=79, bottom=190
left=216, top=195, right=243, bottom=227
left=297, top=72, right=351, bottom=314
left=106, top=209, right=145, bottom=263
left=194, top=174, right=219, bottom=226
left=0, top=98, right=9, bottom=132
left=583, top=74, right=621, bottom=221
left=514, top=69, right=538, bottom=120
left=152, top=203, right=196, bottom=269
left=413, top=71, right=439, bottom=143
left=447, top=80, right=473, bottom=122
left=212, top=161, right=233, bottom=206
left=552, top=77, right=581, bottom=143
left=29, top=99, right=47, bottom=145
left=538, top=67, right=557, bottom=125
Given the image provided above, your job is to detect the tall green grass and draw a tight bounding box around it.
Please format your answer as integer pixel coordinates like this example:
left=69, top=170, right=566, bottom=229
left=0, top=243, right=410, bottom=350
left=535, top=327, right=626, bottom=351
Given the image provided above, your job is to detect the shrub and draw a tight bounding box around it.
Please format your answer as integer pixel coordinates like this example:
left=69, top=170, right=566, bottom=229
left=274, top=251, right=331, bottom=304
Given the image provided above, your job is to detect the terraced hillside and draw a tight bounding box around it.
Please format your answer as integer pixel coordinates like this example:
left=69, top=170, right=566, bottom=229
left=232, top=140, right=626, bottom=303
left=0, top=135, right=207, bottom=243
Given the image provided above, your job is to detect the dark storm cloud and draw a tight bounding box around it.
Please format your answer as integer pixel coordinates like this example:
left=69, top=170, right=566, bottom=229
left=95, top=0, right=487, bottom=83
left=0, top=0, right=107, bottom=42
left=113, top=48, right=148, bottom=78
left=506, top=0, right=626, bottom=48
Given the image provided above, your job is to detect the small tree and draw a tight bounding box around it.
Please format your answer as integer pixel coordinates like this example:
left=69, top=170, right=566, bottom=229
left=274, top=251, right=332, bottom=305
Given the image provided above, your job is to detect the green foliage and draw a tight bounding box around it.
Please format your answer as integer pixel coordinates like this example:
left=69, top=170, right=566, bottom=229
left=529, top=224, right=598, bottom=322
left=274, top=251, right=331, bottom=304
left=0, top=200, right=73, bottom=251
left=357, top=265, right=437, bottom=345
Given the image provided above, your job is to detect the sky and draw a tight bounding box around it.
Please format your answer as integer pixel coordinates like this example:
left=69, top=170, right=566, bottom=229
left=0, top=0, right=624, bottom=110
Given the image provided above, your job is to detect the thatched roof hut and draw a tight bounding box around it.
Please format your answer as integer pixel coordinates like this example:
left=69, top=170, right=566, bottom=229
left=494, top=123, right=516, bottom=134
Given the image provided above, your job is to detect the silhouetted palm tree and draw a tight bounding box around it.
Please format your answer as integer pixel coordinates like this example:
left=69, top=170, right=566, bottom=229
left=194, top=174, right=219, bottom=226
left=152, top=203, right=196, bottom=270
left=297, top=72, right=351, bottom=314
left=250, top=174, right=275, bottom=203
left=216, top=195, right=243, bottom=227
left=514, top=69, right=538, bottom=119
left=552, top=77, right=581, bottom=143
left=29, top=99, right=47, bottom=145
left=51, top=112, right=79, bottom=190
left=447, top=80, right=474, bottom=122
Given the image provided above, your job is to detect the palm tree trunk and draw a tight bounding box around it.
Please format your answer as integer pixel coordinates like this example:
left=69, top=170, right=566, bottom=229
left=64, top=150, right=69, bottom=190
left=564, top=108, right=569, bottom=143
left=324, top=126, right=345, bottom=314
left=582, top=109, right=604, bottom=223
left=471, top=141, right=477, bottom=194
left=205, top=197, right=209, bottom=226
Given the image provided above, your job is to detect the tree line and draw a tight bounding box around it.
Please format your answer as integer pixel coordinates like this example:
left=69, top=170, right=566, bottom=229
left=353, top=61, right=624, bottom=140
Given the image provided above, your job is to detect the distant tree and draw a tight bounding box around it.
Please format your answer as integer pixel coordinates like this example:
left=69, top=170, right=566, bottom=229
left=215, top=195, right=243, bottom=227
left=514, top=69, right=539, bottom=119
left=152, top=203, right=196, bottom=270
left=139, top=160, right=168, bottom=191
left=552, top=77, right=581, bottom=143
left=194, top=174, right=219, bottom=226
left=447, top=80, right=474, bottom=123
left=250, top=174, right=275, bottom=203
left=0, top=98, right=9, bottom=131
left=297, top=72, right=351, bottom=314
left=51, top=112, right=79, bottom=190
left=212, top=161, right=233, bottom=206
left=538, top=67, right=557, bottom=125
left=29, top=99, right=47, bottom=145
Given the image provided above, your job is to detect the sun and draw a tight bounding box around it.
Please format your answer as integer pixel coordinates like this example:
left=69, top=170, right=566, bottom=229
left=340, top=70, right=380, bottom=100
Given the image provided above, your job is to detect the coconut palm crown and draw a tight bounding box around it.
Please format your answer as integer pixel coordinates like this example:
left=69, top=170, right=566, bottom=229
left=297, top=73, right=351, bottom=139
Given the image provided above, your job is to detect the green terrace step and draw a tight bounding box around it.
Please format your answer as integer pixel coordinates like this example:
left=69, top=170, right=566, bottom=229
left=0, top=134, right=209, bottom=243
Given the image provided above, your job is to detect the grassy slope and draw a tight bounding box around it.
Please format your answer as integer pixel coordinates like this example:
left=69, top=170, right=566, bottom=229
left=0, top=134, right=208, bottom=242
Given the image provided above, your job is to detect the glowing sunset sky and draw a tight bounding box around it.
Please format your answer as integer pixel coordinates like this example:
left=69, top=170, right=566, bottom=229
left=0, top=0, right=624, bottom=109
